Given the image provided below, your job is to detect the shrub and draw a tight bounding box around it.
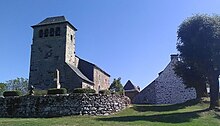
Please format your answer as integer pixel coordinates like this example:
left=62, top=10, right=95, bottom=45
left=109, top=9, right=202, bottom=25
left=118, top=90, right=125, bottom=95
left=47, top=88, right=67, bottom=95
left=72, top=88, right=96, bottom=94
left=111, top=89, right=125, bottom=95
left=99, top=89, right=111, bottom=95
left=34, top=90, right=47, bottom=96
left=3, top=90, right=22, bottom=97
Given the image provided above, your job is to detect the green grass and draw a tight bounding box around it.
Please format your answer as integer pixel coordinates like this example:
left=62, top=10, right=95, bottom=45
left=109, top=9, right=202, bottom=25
left=0, top=100, right=219, bottom=126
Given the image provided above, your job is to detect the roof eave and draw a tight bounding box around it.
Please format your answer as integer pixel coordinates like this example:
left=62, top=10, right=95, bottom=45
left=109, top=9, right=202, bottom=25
left=93, top=65, right=111, bottom=77
left=82, top=79, right=94, bottom=85
left=31, top=21, right=77, bottom=31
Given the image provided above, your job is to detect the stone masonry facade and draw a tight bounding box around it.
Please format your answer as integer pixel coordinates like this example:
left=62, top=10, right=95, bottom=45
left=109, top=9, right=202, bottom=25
left=133, top=54, right=196, bottom=104
left=0, top=94, right=130, bottom=117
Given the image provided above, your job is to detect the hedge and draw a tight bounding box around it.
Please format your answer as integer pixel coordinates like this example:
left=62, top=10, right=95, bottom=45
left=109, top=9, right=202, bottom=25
left=72, top=88, right=96, bottom=94
left=33, top=90, right=47, bottom=96
left=3, top=90, right=22, bottom=97
left=47, top=88, right=67, bottom=95
left=99, top=90, right=111, bottom=95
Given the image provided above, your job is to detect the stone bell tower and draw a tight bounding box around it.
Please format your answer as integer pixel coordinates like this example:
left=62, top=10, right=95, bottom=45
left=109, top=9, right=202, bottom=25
left=29, top=16, right=77, bottom=89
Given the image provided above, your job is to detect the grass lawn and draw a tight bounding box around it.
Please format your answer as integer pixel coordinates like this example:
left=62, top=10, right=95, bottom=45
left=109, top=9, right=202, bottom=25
left=0, top=100, right=219, bottom=126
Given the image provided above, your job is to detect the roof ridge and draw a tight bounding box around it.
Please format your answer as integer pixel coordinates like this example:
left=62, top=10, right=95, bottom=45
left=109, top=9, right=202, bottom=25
left=38, top=16, right=66, bottom=25
left=124, top=80, right=139, bottom=91
left=31, top=16, right=77, bottom=31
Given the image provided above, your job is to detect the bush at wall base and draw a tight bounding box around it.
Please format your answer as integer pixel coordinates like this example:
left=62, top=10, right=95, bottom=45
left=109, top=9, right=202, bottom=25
left=99, top=90, right=111, bottom=95
left=33, top=89, right=47, bottom=96
left=47, top=88, right=67, bottom=95
left=3, top=90, right=22, bottom=97
left=72, top=88, right=96, bottom=94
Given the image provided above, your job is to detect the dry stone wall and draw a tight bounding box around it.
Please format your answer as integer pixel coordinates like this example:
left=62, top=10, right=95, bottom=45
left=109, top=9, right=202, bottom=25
left=0, top=94, right=130, bottom=117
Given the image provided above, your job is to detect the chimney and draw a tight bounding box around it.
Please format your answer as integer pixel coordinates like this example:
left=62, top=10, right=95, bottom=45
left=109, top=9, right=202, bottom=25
left=170, top=54, right=178, bottom=60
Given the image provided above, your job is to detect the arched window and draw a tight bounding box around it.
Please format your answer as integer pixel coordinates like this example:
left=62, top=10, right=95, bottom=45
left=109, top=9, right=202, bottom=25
left=39, top=29, right=43, bottom=38
left=55, top=27, right=60, bottom=36
left=44, top=29, right=49, bottom=37
left=50, top=28, right=54, bottom=36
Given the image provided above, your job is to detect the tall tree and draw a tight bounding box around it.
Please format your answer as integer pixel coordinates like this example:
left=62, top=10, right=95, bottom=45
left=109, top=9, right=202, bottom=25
left=6, top=77, right=28, bottom=95
left=109, top=77, right=124, bottom=93
left=176, top=14, right=220, bottom=109
left=174, top=61, right=208, bottom=99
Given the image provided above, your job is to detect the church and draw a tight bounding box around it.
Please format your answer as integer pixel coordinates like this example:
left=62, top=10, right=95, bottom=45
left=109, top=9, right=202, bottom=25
left=29, top=16, right=110, bottom=92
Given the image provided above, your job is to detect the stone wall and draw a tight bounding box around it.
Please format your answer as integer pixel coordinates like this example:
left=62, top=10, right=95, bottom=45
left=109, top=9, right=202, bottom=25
left=0, top=94, right=130, bottom=118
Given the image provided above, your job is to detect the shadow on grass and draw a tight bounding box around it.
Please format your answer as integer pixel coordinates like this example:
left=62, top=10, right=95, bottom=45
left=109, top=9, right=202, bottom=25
left=98, top=109, right=208, bottom=123
left=214, top=114, right=220, bottom=120
left=215, top=108, right=220, bottom=119
left=133, top=99, right=199, bottom=112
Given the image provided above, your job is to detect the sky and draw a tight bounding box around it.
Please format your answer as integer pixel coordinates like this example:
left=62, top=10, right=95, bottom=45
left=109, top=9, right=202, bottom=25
left=0, top=0, right=220, bottom=89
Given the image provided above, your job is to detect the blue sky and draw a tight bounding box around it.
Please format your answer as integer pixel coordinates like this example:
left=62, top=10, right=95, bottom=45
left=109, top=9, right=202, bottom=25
left=0, top=0, right=220, bottom=89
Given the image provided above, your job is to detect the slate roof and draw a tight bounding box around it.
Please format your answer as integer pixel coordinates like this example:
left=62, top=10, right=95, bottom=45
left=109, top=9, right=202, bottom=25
left=123, top=80, right=139, bottom=91
left=38, top=16, right=66, bottom=25
left=67, top=63, right=93, bottom=84
left=32, top=16, right=77, bottom=31
left=77, top=56, right=110, bottom=77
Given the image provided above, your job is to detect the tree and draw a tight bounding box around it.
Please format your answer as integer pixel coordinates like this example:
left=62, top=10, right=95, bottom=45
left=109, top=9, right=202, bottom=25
left=174, top=61, right=208, bottom=99
left=0, top=83, right=6, bottom=96
left=109, top=77, right=124, bottom=94
left=5, top=77, right=28, bottom=95
left=176, top=14, right=220, bottom=109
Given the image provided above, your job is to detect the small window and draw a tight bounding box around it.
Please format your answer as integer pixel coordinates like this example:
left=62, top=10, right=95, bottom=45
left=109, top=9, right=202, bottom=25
left=98, top=86, right=101, bottom=92
left=55, top=27, right=60, bottom=36
left=39, top=29, right=43, bottom=38
left=70, top=35, right=73, bottom=41
left=50, top=28, right=54, bottom=36
left=44, top=29, right=49, bottom=37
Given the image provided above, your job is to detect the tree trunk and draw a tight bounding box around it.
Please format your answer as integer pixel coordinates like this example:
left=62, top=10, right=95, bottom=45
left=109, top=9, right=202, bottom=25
left=202, top=84, right=208, bottom=97
left=195, top=83, right=208, bottom=100
left=209, top=73, right=219, bottom=109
